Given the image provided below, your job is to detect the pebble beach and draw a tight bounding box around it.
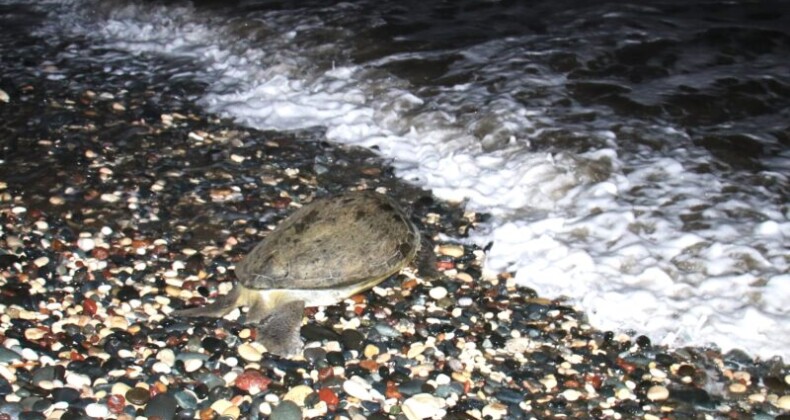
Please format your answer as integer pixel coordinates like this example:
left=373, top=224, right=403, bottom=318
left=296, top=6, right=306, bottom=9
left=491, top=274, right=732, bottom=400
left=1, top=2, right=790, bottom=420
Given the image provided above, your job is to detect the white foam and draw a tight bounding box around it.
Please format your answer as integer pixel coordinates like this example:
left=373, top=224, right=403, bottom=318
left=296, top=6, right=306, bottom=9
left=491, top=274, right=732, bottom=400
left=45, top=0, right=789, bottom=360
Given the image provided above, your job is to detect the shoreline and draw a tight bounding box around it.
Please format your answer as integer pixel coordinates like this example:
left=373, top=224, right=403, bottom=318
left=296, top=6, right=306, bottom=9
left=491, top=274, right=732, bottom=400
left=1, top=8, right=789, bottom=420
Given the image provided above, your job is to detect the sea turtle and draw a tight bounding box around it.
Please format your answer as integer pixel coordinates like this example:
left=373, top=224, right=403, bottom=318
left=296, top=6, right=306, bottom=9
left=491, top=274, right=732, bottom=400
left=174, top=190, right=436, bottom=356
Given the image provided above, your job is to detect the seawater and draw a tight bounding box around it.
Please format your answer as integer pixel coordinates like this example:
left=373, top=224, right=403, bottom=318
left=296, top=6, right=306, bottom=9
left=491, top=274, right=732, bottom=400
left=26, top=0, right=790, bottom=360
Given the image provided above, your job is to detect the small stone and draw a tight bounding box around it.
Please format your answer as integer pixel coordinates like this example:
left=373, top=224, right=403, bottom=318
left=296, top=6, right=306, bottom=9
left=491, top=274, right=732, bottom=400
left=85, top=403, right=109, bottom=418
left=437, top=244, right=464, bottom=258
left=126, top=387, right=150, bottom=405
left=156, top=348, right=176, bottom=367
left=340, top=329, right=365, bottom=351
left=283, top=385, right=313, bottom=406
left=562, top=389, right=582, bottom=401
left=210, top=399, right=233, bottom=415
left=481, top=402, right=508, bottom=419
left=402, top=393, right=446, bottom=420
left=235, top=370, right=271, bottom=394
left=616, top=387, right=634, bottom=400
left=270, top=401, right=302, bottom=420
left=728, top=383, right=747, bottom=394
left=428, top=286, right=448, bottom=300
left=343, top=378, right=373, bottom=401
left=318, top=388, right=339, bottom=410
left=184, top=359, right=203, bottom=373
left=223, top=405, right=241, bottom=419
left=363, top=344, right=379, bottom=359
left=238, top=343, right=263, bottom=362
left=776, top=395, right=790, bottom=410
left=33, top=256, right=49, bottom=268
left=646, top=385, right=669, bottom=401
left=107, top=394, right=125, bottom=414
left=78, top=238, right=95, bottom=251
left=0, top=88, right=9, bottom=103
left=144, top=394, right=177, bottom=419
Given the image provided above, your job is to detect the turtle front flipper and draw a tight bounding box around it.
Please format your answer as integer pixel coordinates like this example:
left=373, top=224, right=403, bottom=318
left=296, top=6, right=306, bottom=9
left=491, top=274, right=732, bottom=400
left=257, top=299, right=305, bottom=357
left=173, top=283, right=258, bottom=319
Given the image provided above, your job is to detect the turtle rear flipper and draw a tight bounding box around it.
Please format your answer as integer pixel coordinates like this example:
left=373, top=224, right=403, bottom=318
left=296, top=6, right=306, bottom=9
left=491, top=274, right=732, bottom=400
left=173, top=284, right=250, bottom=318
left=416, top=236, right=441, bottom=280
left=258, top=299, right=305, bottom=357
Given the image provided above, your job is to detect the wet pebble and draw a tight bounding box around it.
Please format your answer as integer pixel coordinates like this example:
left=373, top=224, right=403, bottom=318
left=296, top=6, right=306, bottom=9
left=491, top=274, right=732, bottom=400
left=144, top=393, right=178, bottom=419
left=647, top=385, right=669, bottom=401
left=341, top=329, right=365, bottom=351
left=125, top=387, right=150, bottom=405
left=51, top=387, right=80, bottom=403
left=303, top=347, right=327, bottom=365
left=238, top=343, right=263, bottom=362
left=283, top=385, right=313, bottom=406
left=202, top=336, right=226, bottom=354
left=373, top=324, right=400, bottom=338
left=174, top=390, right=198, bottom=410
left=402, top=393, right=446, bottom=420
left=270, top=401, right=302, bottom=420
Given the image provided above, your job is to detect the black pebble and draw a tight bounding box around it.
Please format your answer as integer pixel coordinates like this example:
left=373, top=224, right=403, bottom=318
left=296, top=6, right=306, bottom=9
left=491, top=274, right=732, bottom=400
left=301, top=324, right=341, bottom=342
left=303, top=347, right=327, bottom=365
left=325, top=351, right=345, bottom=366
left=51, top=387, right=80, bottom=403
left=201, top=336, right=226, bottom=354
left=670, top=387, right=713, bottom=408
left=144, top=393, right=178, bottom=420
left=340, top=329, right=365, bottom=351
left=19, top=412, right=45, bottom=420
left=116, top=285, right=140, bottom=301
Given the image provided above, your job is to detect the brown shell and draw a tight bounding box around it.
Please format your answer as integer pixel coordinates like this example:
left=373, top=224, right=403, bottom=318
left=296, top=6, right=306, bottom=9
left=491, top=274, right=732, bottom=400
left=234, top=191, right=420, bottom=290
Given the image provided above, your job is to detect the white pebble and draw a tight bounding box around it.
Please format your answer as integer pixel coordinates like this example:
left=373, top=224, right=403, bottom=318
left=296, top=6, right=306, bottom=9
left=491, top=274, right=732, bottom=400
left=156, top=349, right=176, bottom=367
left=78, top=238, right=95, bottom=252
left=481, top=402, right=508, bottom=419
left=100, top=193, right=120, bottom=203
left=11, top=206, right=26, bottom=214
left=184, top=359, right=203, bottom=373
left=562, top=389, right=582, bottom=401
left=402, top=393, right=446, bottom=420
left=238, top=343, right=263, bottom=362
left=429, top=286, right=448, bottom=300
left=457, top=297, right=473, bottom=307
left=776, top=395, right=790, bottom=410
left=20, top=348, right=39, bottom=361
left=437, top=244, right=464, bottom=258
left=152, top=362, right=171, bottom=374
left=34, top=221, right=49, bottom=231
left=646, top=385, right=669, bottom=401
left=0, top=88, right=9, bottom=103
left=343, top=377, right=373, bottom=401
left=85, top=403, right=109, bottom=418
left=65, top=372, right=91, bottom=388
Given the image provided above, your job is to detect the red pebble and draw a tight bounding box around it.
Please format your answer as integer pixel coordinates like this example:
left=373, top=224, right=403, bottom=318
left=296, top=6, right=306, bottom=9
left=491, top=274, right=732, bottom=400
left=107, top=394, right=125, bottom=414
left=359, top=360, right=378, bottom=372
left=318, top=387, right=339, bottom=410
left=235, top=370, right=272, bottom=392
left=317, top=367, right=334, bottom=381
left=616, top=357, right=636, bottom=374
left=585, top=373, right=602, bottom=389
left=385, top=381, right=402, bottom=400
left=83, top=298, right=97, bottom=316
left=91, top=247, right=109, bottom=260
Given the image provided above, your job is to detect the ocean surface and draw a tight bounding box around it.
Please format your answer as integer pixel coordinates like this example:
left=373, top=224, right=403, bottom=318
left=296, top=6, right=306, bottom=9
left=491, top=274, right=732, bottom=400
left=8, top=0, right=790, bottom=360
